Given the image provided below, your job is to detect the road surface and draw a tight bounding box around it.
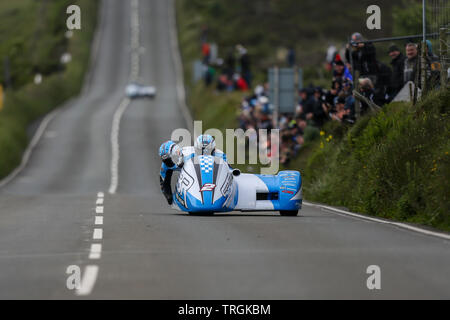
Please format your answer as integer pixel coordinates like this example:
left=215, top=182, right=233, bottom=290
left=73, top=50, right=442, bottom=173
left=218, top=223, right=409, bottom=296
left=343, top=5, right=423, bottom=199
left=0, top=0, right=449, bottom=299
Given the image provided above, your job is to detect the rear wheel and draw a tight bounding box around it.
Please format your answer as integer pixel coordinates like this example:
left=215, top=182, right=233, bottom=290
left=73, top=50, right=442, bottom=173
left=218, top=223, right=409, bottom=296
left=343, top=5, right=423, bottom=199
left=279, top=210, right=299, bottom=216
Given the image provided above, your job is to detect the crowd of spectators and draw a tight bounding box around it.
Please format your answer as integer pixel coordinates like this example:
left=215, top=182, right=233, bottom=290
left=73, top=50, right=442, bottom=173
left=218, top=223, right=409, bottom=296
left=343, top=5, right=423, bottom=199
left=201, top=39, right=252, bottom=92
left=200, top=30, right=444, bottom=166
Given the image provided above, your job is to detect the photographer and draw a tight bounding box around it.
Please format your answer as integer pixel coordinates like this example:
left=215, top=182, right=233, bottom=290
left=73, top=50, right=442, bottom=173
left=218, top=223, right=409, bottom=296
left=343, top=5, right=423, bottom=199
left=345, top=32, right=378, bottom=81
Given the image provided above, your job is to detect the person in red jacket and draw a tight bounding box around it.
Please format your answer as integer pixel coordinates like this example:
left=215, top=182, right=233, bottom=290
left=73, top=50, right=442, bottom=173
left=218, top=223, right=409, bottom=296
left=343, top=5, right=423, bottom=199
left=202, top=43, right=211, bottom=64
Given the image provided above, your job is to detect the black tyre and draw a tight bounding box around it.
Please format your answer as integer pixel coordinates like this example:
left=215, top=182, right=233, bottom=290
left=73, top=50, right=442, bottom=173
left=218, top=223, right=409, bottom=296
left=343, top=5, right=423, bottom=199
left=279, top=210, right=299, bottom=216
left=188, top=211, right=215, bottom=216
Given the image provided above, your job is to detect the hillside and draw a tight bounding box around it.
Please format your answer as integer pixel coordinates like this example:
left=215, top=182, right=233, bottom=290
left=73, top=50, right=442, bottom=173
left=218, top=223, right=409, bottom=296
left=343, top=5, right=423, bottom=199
left=177, top=0, right=395, bottom=70
left=0, top=0, right=99, bottom=179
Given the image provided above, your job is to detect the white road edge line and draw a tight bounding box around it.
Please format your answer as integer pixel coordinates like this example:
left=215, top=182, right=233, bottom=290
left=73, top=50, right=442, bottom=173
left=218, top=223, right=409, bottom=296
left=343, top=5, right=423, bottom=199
left=108, top=0, right=140, bottom=194
left=0, top=109, right=60, bottom=189
left=303, top=201, right=450, bottom=240
left=75, top=265, right=99, bottom=296
left=108, top=98, right=130, bottom=194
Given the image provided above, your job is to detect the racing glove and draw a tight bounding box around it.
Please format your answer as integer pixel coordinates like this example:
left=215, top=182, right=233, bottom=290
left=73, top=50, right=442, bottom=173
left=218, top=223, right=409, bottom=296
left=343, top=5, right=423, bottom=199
left=160, top=171, right=174, bottom=205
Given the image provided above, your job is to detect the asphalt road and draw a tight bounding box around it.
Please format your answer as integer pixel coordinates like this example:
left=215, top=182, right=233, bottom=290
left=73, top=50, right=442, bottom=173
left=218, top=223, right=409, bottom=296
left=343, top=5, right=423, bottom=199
left=0, top=0, right=449, bottom=299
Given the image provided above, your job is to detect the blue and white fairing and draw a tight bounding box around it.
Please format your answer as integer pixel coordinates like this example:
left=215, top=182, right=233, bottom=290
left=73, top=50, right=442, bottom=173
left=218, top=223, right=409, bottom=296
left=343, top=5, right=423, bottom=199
left=234, top=171, right=302, bottom=212
left=172, top=155, right=302, bottom=214
left=173, top=155, right=239, bottom=213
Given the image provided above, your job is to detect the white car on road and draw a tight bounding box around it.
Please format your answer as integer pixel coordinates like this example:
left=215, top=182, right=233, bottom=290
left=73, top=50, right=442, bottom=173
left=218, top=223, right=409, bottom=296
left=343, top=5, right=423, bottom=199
left=125, top=83, right=156, bottom=98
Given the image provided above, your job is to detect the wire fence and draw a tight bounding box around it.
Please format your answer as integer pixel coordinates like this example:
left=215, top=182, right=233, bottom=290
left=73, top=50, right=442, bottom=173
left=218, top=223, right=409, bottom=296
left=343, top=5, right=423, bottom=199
left=429, top=0, right=449, bottom=83
left=348, top=0, right=449, bottom=110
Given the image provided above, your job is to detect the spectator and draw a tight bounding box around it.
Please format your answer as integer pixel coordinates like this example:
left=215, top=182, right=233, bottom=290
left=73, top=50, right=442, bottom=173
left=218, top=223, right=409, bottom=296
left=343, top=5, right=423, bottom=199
left=234, top=74, right=249, bottom=91
left=224, top=48, right=236, bottom=80
left=331, top=96, right=350, bottom=122
left=311, top=87, right=329, bottom=127
left=216, top=73, right=230, bottom=91
left=237, top=44, right=252, bottom=87
left=333, top=58, right=353, bottom=83
left=374, top=60, right=392, bottom=104
left=202, top=42, right=211, bottom=65
left=287, top=47, right=296, bottom=67
left=358, top=78, right=380, bottom=115
left=340, top=80, right=356, bottom=121
left=200, top=25, right=209, bottom=44
left=325, top=45, right=338, bottom=71
left=345, top=32, right=378, bottom=79
left=387, top=44, right=406, bottom=99
left=254, top=85, right=265, bottom=98
left=425, top=40, right=441, bottom=88
left=325, top=80, right=341, bottom=109
left=403, top=41, right=435, bottom=90
left=403, top=42, right=419, bottom=85
left=297, top=88, right=315, bottom=121
left=204, top=65, right=215, bottom=86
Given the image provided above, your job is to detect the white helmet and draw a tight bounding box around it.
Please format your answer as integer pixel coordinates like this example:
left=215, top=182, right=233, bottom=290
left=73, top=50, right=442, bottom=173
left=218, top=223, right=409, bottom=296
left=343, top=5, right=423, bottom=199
left=194, top=134, right=216, bottom=155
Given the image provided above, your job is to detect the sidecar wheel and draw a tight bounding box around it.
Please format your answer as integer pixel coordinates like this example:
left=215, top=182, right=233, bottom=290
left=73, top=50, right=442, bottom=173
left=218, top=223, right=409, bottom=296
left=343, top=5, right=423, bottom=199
left=279, top=210, right=299, bottom=216
left=188, top=211, right=215, bottom=216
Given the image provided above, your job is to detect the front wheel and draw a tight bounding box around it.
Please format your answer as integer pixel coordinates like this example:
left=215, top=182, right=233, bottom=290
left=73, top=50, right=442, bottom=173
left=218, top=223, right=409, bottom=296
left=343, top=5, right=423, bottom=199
left=279, top=210, right=299, bottom=217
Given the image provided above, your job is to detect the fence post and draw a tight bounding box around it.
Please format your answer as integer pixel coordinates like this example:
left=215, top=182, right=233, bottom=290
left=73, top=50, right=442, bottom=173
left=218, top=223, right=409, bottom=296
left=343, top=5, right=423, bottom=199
left=440, top=28, right=448, bottom=88
left=413, top=44, right=421, bottom=105
left=354, top=70, right=361, bottom=119
left=421, top=40, right=427, bottom=94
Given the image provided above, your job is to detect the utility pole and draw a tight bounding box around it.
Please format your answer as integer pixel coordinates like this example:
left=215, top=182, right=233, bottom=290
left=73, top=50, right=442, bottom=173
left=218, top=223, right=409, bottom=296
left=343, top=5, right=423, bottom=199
left=273, top=66, right=279, bottom=128
left=354, top=70, right=361, bottom=119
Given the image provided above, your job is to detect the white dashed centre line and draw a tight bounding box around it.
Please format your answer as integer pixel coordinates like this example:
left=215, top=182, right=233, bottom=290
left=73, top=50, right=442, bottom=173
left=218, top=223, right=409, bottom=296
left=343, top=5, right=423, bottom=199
left=75, top=265, right=99, bottom=296
left=93, top=228, right=103, bottom=240
left=89, top=244, right=102, bottom=260
left=73, top=0, right=141, bottom=297
left=94, top=216, right=104, bottom=225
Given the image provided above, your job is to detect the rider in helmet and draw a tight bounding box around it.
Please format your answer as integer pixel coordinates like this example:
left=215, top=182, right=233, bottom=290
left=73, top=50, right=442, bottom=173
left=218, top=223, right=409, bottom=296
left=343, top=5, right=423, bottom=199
left=158, top=135, right=228, bottom=205
left=159, top=140, right=182, bottom=205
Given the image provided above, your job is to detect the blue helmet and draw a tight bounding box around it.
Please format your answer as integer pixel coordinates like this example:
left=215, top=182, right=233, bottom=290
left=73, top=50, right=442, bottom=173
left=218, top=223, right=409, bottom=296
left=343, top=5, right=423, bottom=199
left=159, top=141, right=177, bottom=160
left=194, top=134, right=216, bottom=155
